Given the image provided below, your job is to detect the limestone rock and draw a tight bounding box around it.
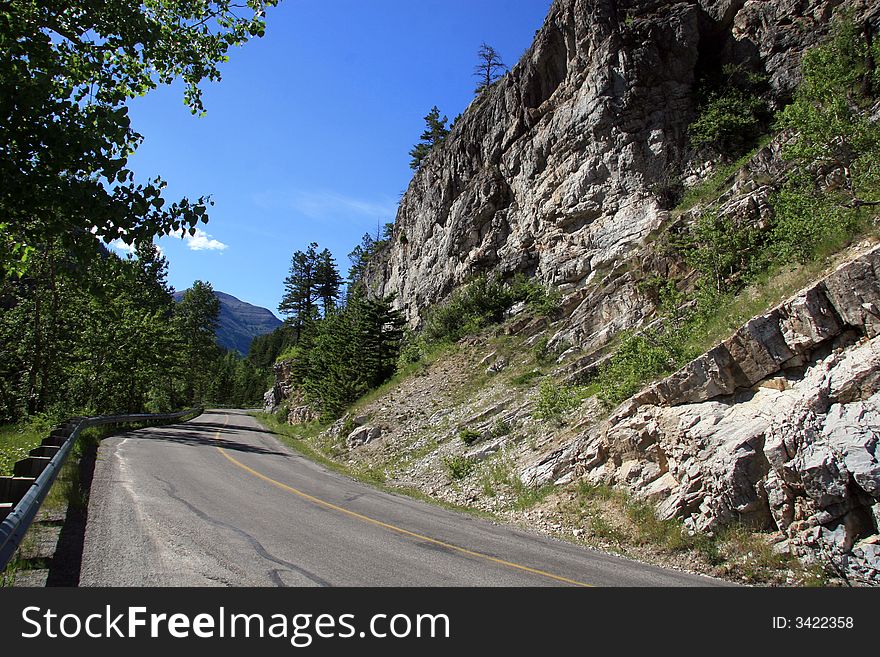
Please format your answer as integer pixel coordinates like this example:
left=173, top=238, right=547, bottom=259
left=365, top=0, right=861, bottom=347
left=542, top=247, right=880, bottom=582
left=486, top=357, right=508, bottom=374
left=347, top=425, right=382, bottom=448
left=288, top=405, right=319, bottom=426
left=262, top=388, right=279, bottom=413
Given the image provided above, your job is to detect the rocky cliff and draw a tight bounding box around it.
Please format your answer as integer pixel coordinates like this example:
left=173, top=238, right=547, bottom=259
left=370, top=0, right=850, bottom=348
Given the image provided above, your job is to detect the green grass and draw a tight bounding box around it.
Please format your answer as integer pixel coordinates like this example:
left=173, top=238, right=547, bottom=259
left=509, top=370, right=543, bottom=386
left=477, top=454, right=553, bottom=510
left=681, top=254, right=856, bottom=358
left=443, top=454, right=475, bottom=480
left=510, top=481, right=554, bottom=511
left=588, top=233, right=873, bottom=411
left=0, top=416, right=58, bottom=476
left=533, top=380, right=591, bottom=422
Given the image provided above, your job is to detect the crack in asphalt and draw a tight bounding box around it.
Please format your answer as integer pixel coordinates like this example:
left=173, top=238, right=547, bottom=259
left=154, top=475, right=332, bottom=588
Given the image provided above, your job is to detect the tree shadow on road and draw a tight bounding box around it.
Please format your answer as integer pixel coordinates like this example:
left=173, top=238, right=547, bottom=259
left=126, top=424, right=289, bottom=457
left=184, top=420, right=278, bottom=436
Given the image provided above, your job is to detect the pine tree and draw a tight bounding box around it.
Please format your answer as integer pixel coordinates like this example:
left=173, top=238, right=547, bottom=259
left=287, top=290, right=405, bottom=421
left=278, top=242, right=319, bottom=333
left=355, top=294, right=405, bottom=388
left=474, top=42, right=507, bottom=93
left=315, top=248, right=343, bottom=316
left=347, top=233, right=376, bottom=288
left=409, top=106, right=450, bottom=170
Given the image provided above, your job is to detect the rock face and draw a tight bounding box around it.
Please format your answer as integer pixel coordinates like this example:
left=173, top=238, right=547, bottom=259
left=263, top=361, right=294, bottom=413
left=368, top=0, right=855, bottom=340
left=523, top=246, right=880, bottom=584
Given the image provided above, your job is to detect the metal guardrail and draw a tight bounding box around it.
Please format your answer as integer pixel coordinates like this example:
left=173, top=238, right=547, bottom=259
left=0, top=407, right=202, bottom=571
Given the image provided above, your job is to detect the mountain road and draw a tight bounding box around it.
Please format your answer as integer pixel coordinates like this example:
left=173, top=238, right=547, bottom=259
left=79, top=409, right=726, bottom=587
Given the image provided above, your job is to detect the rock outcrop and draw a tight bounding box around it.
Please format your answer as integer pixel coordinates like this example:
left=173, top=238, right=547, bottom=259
left=263, top=361, right=294, bottom=413
left=369, top=0, right=858, bottom=343
left=524, top=245, right=880, bottom=583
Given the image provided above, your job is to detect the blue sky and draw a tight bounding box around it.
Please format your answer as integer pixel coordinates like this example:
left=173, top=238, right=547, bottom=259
left=117, top=0, right=553, bottom=316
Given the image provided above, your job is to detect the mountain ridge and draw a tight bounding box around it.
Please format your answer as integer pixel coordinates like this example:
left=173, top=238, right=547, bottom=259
left=173, top=289, right=281, bottom=355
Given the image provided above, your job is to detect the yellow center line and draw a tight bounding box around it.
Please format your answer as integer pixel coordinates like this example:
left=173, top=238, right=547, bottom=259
left=212, top=415, right=592, bottom=587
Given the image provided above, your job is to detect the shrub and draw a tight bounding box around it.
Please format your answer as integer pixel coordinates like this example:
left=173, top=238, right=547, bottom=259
left=458, top=428, right=482, bottom=446
left=508, top=274, right=560, bottom=316
left=637, top=275, right=685, bottom=313
left=443, top=454, right=475, bottom=480
left=769, top=177, right=862, bottom=263
left=596, top=330, right=688, bottom=408
left=776, top=14, right=880, bottom=206
left=689, top=64, right=769, bottom=155
left=397, top=329, right=425, bottom=366
left=491, top=418, right=512, bottom=437
left=340, top=416, right=356, bottom=438
left=421, top=274, right=560, bottom=345
left=423, top=275, right=512, bottom=343
left=533, top=380, right=586, bottom=421
left=274, top=402, right=290, bottom=425
left=531, top=336, right=552, bottom=363
left=683, top=211, right=764, bottom=293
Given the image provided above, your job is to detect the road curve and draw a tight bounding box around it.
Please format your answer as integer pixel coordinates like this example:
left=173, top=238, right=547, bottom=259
left=79, top=410, right=725, bottom=587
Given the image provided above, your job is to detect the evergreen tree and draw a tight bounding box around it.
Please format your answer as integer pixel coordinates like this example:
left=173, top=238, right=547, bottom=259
left=347, top=233, right=376, bottom=287
left=354, top=293, right=405, bottom=388
left=474, top=42, right=507, bottom=93
left=278, top=242, right=319, bottom=333
left=409, top=106, right=449, bottom=170
left=248, top=324, right=297, bottom=369
left=288, top=291, right=405, bottom=420
left=279, top=243, right=344, bottom=332
left=315, top=248, right=343, bottom=316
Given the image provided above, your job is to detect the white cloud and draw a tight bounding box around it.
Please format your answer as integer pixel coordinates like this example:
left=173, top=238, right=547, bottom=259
left=169, top=228, right=229, bottom=252
left=109, top=239, right=165, bottom=258
left=109, top=238, right=136, bottom=254
left=186, top=228, right=228, bottom=252
left=254, top=189, right=397, bottom=220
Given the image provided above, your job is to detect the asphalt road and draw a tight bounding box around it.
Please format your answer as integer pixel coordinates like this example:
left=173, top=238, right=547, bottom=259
left=79, top=409, right=725, bottom=587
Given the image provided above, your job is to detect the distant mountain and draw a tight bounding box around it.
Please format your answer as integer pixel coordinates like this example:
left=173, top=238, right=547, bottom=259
left=173, top=289, right=282, bottom=355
